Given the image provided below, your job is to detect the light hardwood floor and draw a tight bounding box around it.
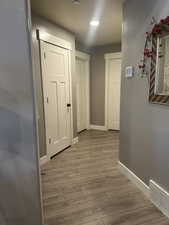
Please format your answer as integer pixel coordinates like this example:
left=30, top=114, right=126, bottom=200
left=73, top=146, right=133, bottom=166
left=41, top=130, right=169, bottom=225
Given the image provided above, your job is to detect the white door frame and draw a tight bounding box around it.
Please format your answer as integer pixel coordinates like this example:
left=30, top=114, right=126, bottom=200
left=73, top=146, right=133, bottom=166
left=104, top=52, right=122, bottom=130
left=37, top=29, right=74, bottom=160
left=76, top=50, right=90, bottom=130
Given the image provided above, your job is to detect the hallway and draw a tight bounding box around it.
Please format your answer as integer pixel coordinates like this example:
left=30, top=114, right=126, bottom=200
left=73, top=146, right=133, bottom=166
left=41, top=131, right=169, bottom=225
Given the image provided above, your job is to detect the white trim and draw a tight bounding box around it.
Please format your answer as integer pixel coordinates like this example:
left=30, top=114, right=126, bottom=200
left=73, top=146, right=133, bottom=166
left=105, top=56, right=109, bottom=130
left=118, top=161, right=150, bottom=198
left=105, top=52, right=122, bottom=130
left=76, top=50, right=90, bottom=130
left=37, top=29, right=72, bottom=50
left=104, top=52, right=122, bottom=60
left=150, top=180, right=169, bottom=218
left=68, top=50, right=74, bottom=145
left=86, top=59, right=90, bottom=130
left=89, top=125, right=107, bottom=131
left=118, top=161, right=169, bottom=218
left=40, top=155, right=49, bottom=166
left=72, top=137, right=79, bottom=145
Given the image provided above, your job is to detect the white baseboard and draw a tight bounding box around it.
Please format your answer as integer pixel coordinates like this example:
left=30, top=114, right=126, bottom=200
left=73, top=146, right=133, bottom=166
left=150, top=180, right=169, bottom=218
left=118, top=162, right=169, bottom=218
left=40, top=155, right=49, bottom=166
left=118, top=161, right=150, bottom=198
left=72, top=137, right=79, bottom=145
left=89, top=125, right=107, bottom=131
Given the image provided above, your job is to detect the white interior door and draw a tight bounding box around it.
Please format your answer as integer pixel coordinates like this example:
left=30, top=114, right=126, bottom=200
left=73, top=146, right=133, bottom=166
left=76, top=58, right=88, bottom=132
left=107, top=56, right=121, bottom=130
left=41, top=41, right=72, bottom=157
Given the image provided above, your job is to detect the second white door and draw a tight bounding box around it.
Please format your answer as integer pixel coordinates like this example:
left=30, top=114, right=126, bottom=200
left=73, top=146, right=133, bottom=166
left=41, top=41, right=72, bottom=157
left=105, top=53, right=121, bottom=130
left=76, top=56, right=89, bottom=132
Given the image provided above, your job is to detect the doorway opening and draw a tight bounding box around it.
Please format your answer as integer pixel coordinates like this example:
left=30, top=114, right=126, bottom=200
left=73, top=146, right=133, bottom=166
left=105, top=53, right=122, bottom=131
left=76, top=51, right=90, bottom=133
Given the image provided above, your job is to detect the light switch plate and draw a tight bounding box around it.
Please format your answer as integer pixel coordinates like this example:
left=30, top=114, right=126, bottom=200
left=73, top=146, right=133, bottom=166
left=125, top=66, right=134, bottom=78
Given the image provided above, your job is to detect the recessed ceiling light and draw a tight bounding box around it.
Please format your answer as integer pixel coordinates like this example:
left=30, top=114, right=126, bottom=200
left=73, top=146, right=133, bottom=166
left=90, top=20, right=100, bottom=26
left=72, top=0, right=80, bottom=5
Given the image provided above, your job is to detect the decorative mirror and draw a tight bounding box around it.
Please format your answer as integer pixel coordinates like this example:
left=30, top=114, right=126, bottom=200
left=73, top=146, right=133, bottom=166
left=149, top=18, right=169, bottom=104
left=139, top=16, right=169, bottom=105
left=155, top=35, right=169, bottom=94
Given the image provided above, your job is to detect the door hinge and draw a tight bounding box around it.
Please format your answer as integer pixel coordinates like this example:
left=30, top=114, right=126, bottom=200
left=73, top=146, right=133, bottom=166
left=46, top=97, right=49, bottom=104
left=49, top=138, right=51, bottom=144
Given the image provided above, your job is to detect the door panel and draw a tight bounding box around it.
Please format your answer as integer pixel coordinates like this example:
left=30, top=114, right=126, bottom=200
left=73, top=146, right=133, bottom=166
left=49, top=81, right=59, bottom=142
left=41, top=41, right=71, bottom=157
left=107, top=58, right=121, bottom=130
left=58, top=82, right=68, bottom=138
left=46, top=51, right=65, bottom=76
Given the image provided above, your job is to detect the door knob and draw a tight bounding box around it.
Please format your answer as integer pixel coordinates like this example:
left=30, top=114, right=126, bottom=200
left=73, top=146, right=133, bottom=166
left=67, top=103, right=71, bottom=107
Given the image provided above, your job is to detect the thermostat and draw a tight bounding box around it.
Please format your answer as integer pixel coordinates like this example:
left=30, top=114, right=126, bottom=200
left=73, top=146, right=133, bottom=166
left=125, top=66, right=134, bottom=78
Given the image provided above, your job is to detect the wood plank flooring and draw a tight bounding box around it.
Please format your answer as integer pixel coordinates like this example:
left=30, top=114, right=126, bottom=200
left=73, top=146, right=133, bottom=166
left=41, top=130, right=169, bottom=225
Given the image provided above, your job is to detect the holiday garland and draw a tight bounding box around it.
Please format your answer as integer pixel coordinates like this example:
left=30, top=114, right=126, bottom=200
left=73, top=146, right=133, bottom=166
left=138, top=16, right=169, bottom=79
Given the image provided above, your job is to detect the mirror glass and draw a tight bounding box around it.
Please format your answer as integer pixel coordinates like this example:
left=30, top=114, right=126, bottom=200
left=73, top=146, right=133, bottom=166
left=155, top=35, right=169, bottom=94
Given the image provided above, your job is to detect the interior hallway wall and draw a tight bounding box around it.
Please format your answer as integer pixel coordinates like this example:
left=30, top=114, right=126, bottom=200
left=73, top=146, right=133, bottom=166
left=0, top=1, right=42, bottom=225
left=120, top=0, right=169, bottom=192
left=90, top=44, right=121, bottom=126
left=75, top=40, right=93, bottom=54
left=32, top=14, right=77, bottom=157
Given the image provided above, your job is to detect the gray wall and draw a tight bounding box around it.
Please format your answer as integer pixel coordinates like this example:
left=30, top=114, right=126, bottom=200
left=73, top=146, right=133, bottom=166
left=0, top=1, right=42, bottom=225
left=32, top=15, right=77, bottom=157
left=90, top=44, right=121, bottom=126
left=120, top=0, right=169, bottom=192
left=75, top=40, right=92, bottom=54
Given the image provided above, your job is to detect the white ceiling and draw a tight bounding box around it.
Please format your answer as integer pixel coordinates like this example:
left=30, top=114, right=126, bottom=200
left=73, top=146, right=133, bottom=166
left=31, top=0, right=122, bottom=47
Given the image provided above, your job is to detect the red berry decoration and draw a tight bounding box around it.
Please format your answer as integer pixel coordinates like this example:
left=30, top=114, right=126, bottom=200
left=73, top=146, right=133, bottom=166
left=138, top=16, right=169, bottom=75
left=164, top=16, right=169, bottom=24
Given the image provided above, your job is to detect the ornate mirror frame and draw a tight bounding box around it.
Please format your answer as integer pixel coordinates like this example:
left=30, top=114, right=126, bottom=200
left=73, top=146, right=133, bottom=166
left=149, top=18, right=169, bottom=105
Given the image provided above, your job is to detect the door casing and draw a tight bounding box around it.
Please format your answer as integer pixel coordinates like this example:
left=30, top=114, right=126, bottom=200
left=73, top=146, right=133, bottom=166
left=37, top=30, right=74, bottom=159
